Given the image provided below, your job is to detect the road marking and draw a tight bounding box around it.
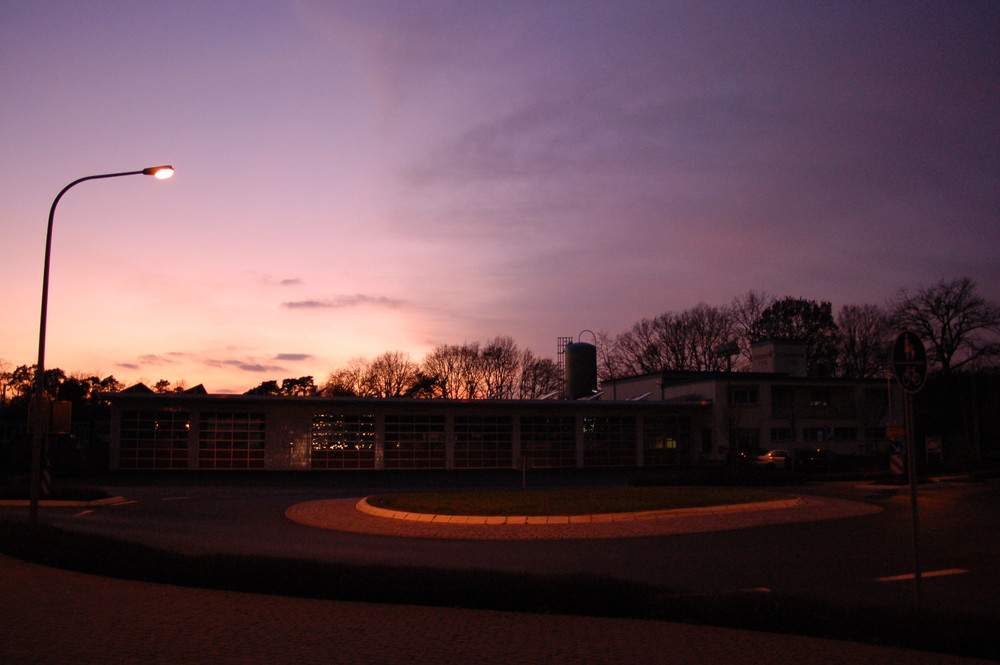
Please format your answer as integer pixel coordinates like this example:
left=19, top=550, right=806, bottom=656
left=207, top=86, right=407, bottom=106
left=876, top=568, right=969, bottom=582
left=111, top=500, right=138, bottom=506
left=73, top=510, right=94, bottom=518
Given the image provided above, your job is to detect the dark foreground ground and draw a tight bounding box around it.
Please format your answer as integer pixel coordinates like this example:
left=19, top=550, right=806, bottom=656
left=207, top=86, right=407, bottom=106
left=2, top=468, right=998, bottom=662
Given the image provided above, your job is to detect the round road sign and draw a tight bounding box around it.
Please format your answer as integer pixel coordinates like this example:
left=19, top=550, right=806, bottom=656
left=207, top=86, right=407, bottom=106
left=892, top=330, right=927, bottom=393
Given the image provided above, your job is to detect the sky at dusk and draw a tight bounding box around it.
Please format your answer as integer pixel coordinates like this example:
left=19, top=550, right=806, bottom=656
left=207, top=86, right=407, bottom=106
left=2, top=1, right=998, bottom=394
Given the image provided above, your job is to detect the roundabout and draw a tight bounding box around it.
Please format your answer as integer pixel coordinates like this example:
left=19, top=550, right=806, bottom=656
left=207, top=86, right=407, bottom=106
left=285, top=493, right=883, bottom=540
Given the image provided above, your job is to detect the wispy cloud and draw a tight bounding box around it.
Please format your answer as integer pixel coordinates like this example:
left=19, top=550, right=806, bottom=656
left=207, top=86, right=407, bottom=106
left=282, top=294, right=404, bottom=309
left=116, top=353, right=182, bottom=371
left=139, top=354, right=180, bottom=365
left=252, top=273, right=304, bottom=287
left=274, top=353, right=313, bottom=361
left=116, top=349, right=299, bottom=384
left=204, top=359, right=286, bottom=373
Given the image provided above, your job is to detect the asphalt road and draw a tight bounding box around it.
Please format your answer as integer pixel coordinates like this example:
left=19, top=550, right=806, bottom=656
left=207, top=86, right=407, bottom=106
left=7, top=472, right=999, bottom=623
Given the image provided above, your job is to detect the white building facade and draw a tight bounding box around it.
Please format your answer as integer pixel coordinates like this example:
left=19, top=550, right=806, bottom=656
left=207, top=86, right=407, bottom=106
left=601, top=340, right=901, bottom=463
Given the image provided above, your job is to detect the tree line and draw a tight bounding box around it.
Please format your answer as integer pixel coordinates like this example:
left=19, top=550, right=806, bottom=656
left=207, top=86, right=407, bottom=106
left=2, top=277, right=998, bottom=407
left=601, top=277, right=999, bottom=382
left=246, top=336, right=564, bottom=400
left=0, top=364, right=124, bottom=409
left=243, top=276, right=999, bottom=398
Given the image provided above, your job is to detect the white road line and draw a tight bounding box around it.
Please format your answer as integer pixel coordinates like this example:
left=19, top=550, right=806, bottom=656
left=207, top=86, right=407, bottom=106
left=73, top=509, right=94, bottom=518
left=876, top=568, right=969, bottom=582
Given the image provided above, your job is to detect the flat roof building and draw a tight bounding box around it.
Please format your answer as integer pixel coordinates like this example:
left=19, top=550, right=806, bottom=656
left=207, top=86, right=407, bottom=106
left=107, top=392, right=710, bottom=471
left=107, top=341, right=900, bottom=472
left=601, top=341, right=901, bottom=463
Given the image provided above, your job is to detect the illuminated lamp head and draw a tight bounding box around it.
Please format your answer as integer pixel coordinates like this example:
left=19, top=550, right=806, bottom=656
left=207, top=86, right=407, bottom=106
left=142, top=165, right=175, bottom=179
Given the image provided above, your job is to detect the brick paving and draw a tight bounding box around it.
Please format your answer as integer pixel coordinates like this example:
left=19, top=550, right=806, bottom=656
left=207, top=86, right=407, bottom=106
left=2, top=493, right=995, bottom=664
left=2, top=554, right=995, bottom=665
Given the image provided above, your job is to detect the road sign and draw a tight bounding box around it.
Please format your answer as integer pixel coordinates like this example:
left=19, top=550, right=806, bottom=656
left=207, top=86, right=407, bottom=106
left=892, top=330, right=927, bottom=611
left=892, top=330, right=927, bottom=393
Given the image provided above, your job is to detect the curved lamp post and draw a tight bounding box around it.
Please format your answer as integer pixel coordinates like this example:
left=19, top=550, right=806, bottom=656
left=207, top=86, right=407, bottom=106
left=29, top=165, right=174, bottom=523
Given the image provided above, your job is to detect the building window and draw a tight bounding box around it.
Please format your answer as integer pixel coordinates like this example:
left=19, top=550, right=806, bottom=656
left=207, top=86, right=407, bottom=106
left=730, top=428, right=760, bottom=455
left=454, top=416, right=512, bottom=468
left=119, top=409, right=190, bottom=469
left=583, top=416, right=636, bottom=467
left=311, top=413, right=375, bottom=469
left=771, top=385, right=794, bottom=408
left=770, top=427, right=793, bottom=444
left=383, top=415, right=445, bottom=468
left=834, top=427, right=857, bottom=441
left=701, top=428, right=713, bottom=455
left=520, top=416, right=576, bottom=468
left=802, top=426, right=832, bottom=443
left=644, top=416, right=691, bottom=466
left=810, top=388, right=831, bottom=407
left=864, top=388, right=888, bottom=419
left=199, top=412, right=266, bottom=469
left=729, top=385, right=758, bottom=406
left=770, top=385, right=796, bottom=418
left=866, top=426, right=888, bottom=441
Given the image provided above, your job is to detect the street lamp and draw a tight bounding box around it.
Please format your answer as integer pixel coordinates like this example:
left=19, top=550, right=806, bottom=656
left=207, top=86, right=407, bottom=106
left=29, top=165, right=174, bottom=523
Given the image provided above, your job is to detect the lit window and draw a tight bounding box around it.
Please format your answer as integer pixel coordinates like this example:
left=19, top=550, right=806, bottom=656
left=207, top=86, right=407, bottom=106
left=810, top=388, right=831, bottom=407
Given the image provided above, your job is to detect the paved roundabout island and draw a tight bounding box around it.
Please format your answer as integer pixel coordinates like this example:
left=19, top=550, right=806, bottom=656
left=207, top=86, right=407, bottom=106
left=285, top=494, right=883, bottom=540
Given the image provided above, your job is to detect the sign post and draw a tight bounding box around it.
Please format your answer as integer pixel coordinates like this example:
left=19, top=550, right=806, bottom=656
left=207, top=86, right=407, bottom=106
left=889, top=440, right=905, bottom=478
left=891, top=330, right=928, bottom=614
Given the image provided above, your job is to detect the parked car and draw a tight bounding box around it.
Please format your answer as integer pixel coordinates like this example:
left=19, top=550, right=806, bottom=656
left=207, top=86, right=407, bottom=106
left=795, top=448, right=847, bottom=472
left=755, top=449, right=791, bottom=469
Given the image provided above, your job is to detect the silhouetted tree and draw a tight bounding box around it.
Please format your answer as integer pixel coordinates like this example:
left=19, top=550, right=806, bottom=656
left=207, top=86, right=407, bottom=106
left=245, top=376, right=317, bottom=396
left=363, top=351, right=418, bottom=397
left=481, top=336, right=520, bottom=399
left=753, top=297, right=840, bottom=377
left=0, top=359, right=10, bottom=404
left=606, top=304, right=738, bottom=376
left=56, top=375, right=98, bottom=404
left=322, top=358, right=367, bottom=396
left=837, top=304, right=891, bottom=378
left=280, top=376, right=317, bottom=396
left=518, top=352, right=562, bottom=399
left=595, top=331, right=619, bottom=385
left=244, top=380, right=280, bottom=396
left=615, top=317, right=660, bottom=375
left=403, top=372, right=441, bottom=398
left=421, top=343, right=481, bottom=398
left=730, top=290, right=775, bottom=370
left=889, top=277, right=1000, bottom=373
left=675, top=303, right=738, bottom=371
left=95, top=375, right=124, bottom=395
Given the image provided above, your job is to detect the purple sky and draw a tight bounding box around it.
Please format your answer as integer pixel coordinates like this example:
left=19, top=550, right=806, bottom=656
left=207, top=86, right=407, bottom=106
left=2, top=1, right=998, bottom=393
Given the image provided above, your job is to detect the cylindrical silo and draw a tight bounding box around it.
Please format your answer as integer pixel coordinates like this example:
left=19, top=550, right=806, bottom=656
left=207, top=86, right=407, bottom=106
left=565, top=341, right=597, bottom=399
